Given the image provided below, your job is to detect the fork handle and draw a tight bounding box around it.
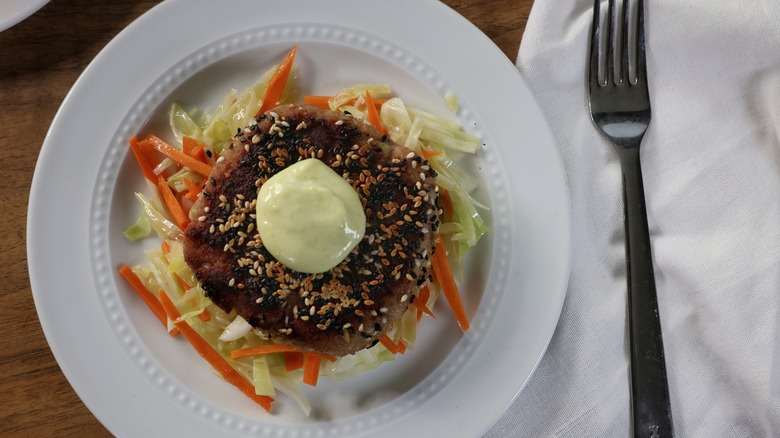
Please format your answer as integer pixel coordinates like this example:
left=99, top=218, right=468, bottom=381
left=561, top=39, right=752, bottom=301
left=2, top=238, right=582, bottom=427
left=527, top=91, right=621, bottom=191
left=618, top=146, right=674, bottom=438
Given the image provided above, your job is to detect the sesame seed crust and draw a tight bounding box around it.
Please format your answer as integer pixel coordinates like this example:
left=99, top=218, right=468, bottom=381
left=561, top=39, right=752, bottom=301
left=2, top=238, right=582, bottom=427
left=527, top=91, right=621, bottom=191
left=183, top=104, right=439, bottom=357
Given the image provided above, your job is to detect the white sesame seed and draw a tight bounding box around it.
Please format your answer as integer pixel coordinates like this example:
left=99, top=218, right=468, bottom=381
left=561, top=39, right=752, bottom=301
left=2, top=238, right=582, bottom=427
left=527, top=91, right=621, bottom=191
left=335, top=120, right=344, bottom=126
left=401, top=294, right=408, bottom=303
left=406, top=152, right=414, bottom=159
left=198, top=216, right=206, bottom=222
left=216, top=156, right=225, bottom=163
left=269, top=112, right=279, bottom=119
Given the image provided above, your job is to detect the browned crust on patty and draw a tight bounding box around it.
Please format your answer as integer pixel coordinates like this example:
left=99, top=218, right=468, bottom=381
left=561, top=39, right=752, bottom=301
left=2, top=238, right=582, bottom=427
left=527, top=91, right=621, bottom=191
left=183, top=103, right=440, bottom=357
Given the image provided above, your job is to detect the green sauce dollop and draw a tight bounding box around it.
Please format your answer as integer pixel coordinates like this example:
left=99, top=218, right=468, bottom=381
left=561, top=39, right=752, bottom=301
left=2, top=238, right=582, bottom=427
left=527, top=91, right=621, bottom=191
left=256, top=158, right=366, bottom=274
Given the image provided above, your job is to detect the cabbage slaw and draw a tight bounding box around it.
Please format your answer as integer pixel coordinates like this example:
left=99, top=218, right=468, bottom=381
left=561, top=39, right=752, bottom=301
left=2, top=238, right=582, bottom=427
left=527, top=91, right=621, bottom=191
left=121, top=50, right=488, bottom=415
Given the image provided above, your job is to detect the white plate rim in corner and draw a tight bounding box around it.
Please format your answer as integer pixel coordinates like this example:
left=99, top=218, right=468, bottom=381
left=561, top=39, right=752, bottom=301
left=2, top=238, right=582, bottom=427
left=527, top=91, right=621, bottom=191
left=0, top=0, right=48, bottom=32
left=27, top=1, right=571, bottom=437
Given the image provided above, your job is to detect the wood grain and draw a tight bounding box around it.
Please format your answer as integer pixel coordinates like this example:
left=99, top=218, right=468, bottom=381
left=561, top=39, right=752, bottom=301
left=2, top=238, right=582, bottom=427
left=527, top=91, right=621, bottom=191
left=0, top=0, right=532, bottom=435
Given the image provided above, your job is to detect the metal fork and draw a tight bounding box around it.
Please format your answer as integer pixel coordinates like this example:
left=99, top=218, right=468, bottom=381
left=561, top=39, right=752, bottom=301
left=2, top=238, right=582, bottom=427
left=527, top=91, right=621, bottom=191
left=588, top=0, right=673, bottom=436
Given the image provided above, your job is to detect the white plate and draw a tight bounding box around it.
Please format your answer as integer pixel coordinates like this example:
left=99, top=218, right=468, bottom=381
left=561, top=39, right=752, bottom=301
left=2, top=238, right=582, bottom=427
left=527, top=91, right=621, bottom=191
left=0, top=0, right=48, bottom=32
left=28, top=0, right=570, bottom=436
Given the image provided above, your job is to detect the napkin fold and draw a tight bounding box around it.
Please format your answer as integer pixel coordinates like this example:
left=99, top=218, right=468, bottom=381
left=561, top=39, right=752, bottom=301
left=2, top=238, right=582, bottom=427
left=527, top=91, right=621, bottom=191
left=487, top=1, right=780, bottom=436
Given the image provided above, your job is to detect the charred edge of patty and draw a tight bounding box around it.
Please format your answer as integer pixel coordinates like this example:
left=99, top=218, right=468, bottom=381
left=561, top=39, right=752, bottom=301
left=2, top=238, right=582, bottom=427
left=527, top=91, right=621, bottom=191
left=184, top=104, right=441, bottom=356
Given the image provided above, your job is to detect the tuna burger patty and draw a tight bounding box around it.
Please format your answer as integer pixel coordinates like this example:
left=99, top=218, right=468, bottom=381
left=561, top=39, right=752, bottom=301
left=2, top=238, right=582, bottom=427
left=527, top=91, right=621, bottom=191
left=183, top=103, right=440, bottom=357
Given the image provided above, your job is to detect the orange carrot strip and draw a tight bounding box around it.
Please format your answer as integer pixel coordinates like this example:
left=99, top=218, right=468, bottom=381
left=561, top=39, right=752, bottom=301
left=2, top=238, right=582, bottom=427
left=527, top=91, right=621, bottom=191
left=284, top=351, right=304, bottom=372
left=421, top=149, right=443, bottom=159
left=440, top=189, right=455, bottom=221
left=128, top=136, right=157, bottom=182
left=431, top=235, right=470, bottom=332
left=412, top=285, right=435, bottom=319
left=302, top=353, right=321, bottom=386
left=230, top=344, right=301, bottom=359
left=303, top=95, right=331, bottom=110
left=256, top=46, right=298, bottom=117
left=156, top=175, right=190, bottom=229
left=190, top=146, right=209, bottom=164
left=230, top=344, right=337, bottom=362
left=379, top=335, right=400, bottom=354
left=174, top=273, right=190, bottom=292
left=157, top=290, right=273, bottom=411
left=161, top=240, right=171, bottom=255
left=183, top=177, right=203, bottom=202
left=143, top=135, right=213, bottom=177
left=398, top=340, right=407, bottom=354
left=198, top=308, right=212, bottom=322
left=364, top=90, right=386, bottom=135
left=118, top=266, right=178, bottom=337
left=182, top=136, right=204, bottom=156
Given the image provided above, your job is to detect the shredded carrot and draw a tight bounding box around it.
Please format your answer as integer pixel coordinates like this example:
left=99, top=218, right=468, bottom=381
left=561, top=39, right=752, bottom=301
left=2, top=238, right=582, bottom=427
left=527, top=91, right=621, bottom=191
left=364, top=90, right=386, bottom=135
left=230, top=344, right=302, bottom=359
left=118, top=265, right=179, bottom=337
left=412, top=285, right=435, bottom=319
left=182, top=136, right=204, bottom=156
left=440, top=189, right=455, bottom=221
left=173, top=273, right=190, bottom=292
left=182, top=177, right=203, bottom=202
left=156, top=175, right=190, bottom=230
left=190, top=146, right=209, bottom=164
left=142, top=135, right=213, bottom=177
left=161, top=240, right=171, bottom=255
left=379, top=335, right=400, bottom=354
left=302, top=95, right=332, bottom=110
left=157, top=290, right=273, bottom=411
left=397, top=340, right=407, bottom=354
left=256, top=46, right=298, bottom=117
left=230, top=344, right=337, bottom=362
left=421, top=149, right=443, bottom=159
left=284, top=351, right=304, bottom=372
left=302, top=353, right=321, bottom=386
left=198, top=308, right=211, bottom=322
left=128, top=136, right=157, bottom=182
left=431, top=235, right=470, bottom=332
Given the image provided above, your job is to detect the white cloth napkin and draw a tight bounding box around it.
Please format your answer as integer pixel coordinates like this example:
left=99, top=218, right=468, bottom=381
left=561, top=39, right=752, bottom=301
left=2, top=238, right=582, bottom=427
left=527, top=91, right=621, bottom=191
left=486, top=1, right=780, bottom=436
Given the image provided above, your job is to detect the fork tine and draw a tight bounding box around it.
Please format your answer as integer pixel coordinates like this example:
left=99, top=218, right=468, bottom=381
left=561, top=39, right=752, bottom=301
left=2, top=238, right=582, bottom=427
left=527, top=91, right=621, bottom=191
left=635, top=0, right=647, bottom=83
left=589, top=0, right=601, bottom=88
left=620, top=0, right=630, bottom=84
left=606, top=0, right=616, bottom=86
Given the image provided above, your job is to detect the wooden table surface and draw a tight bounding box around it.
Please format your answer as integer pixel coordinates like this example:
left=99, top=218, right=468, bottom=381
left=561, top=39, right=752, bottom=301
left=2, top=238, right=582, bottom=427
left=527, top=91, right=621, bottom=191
left=0, top=0, right=532, bottom=435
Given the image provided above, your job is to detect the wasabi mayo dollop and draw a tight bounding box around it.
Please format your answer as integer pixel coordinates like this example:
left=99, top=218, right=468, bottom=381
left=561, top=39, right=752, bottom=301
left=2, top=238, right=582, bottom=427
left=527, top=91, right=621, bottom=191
left=255, top=158, right=366, bottom=274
